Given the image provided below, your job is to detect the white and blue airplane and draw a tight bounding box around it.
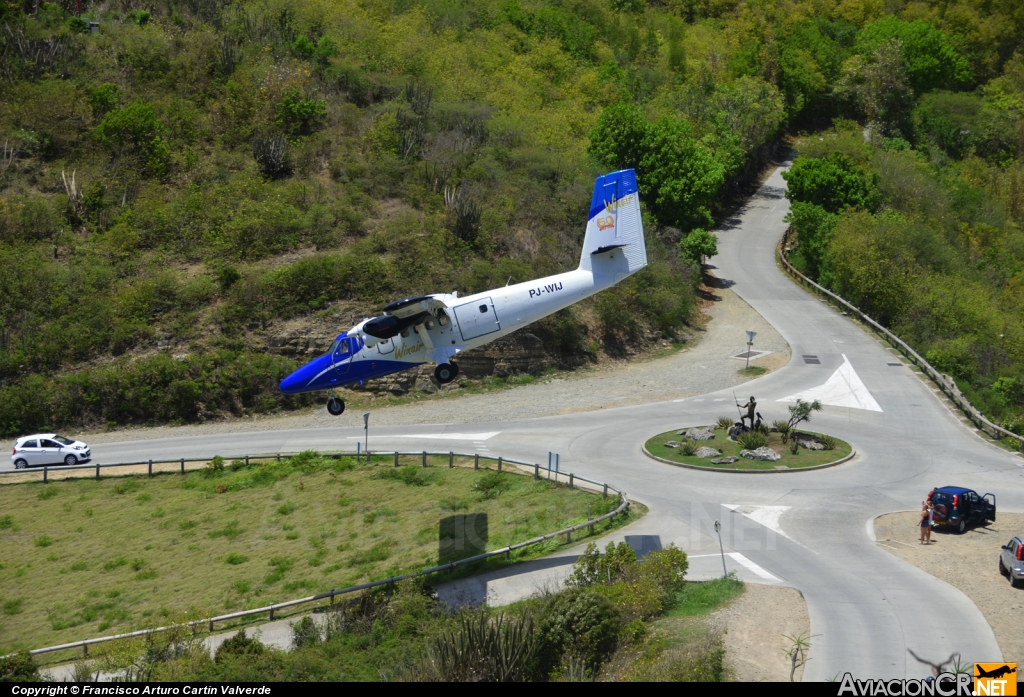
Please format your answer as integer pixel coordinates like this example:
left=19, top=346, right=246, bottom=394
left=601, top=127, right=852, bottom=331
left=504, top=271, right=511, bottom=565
left=279, top=168, right=648, bottom=415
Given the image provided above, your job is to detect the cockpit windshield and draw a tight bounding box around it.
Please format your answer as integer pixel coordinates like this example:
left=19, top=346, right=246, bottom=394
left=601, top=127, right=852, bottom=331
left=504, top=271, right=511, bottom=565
left=329, top=337, right=344, bottom=355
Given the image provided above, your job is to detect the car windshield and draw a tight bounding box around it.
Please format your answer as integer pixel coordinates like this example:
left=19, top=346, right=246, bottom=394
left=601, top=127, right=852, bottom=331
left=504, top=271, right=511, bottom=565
left=52, top=435, right=74, bottom=445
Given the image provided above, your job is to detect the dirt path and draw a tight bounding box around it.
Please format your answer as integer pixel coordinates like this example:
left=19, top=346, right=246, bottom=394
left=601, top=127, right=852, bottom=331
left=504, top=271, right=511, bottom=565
left=77, top=286, right=790, bottom=445
left=874, top=512, right=1024, bottom=665
left=711, top=584, right=811, bottom=682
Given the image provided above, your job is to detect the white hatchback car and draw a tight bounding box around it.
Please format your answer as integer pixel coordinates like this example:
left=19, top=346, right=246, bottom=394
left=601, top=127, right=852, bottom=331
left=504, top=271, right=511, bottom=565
left=12, top=434, right=91, bottom=468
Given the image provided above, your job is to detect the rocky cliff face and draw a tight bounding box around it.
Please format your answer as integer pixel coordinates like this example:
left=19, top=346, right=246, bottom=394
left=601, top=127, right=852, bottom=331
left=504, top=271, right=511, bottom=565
left=266, top=329, right=556, bottom=396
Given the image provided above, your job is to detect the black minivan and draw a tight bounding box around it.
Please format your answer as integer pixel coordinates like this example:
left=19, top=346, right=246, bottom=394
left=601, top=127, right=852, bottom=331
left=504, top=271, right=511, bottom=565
left=927, top=486, right=996, bottom=534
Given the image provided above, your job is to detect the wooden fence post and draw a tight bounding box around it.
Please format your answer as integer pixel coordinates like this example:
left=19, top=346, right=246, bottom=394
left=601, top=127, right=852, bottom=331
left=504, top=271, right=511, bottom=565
left=180, top=458, right=185, bottom=474
left=449, top=452, right=453, bottom=468
left=422, top=451, right=427, bottom=467
left=148, top=459, right=153, bottom=477
left=474, top=454, right=479, bottom=470
left=394, top=451, right=399, bottom=468
left=534, top=464, right=539, bottom=480
left=497, top=457, right=502, bottom=472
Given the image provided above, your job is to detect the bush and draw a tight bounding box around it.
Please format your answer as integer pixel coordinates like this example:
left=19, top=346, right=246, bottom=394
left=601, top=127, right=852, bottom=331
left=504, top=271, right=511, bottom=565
left=737, top=431, right=768, bottom=450
left=679, top=442, right=696, bottom=456
left=274, top=90, right=327, bottom=137
left=94, top=101, right=171, bottom=177
left=291, top=616, right=321, bottom=649
left=716, top=416, right=734, bottom=430
left=214, top=631, right=265, bottom=663
left=819, top=434, right=837, bottom=450
left=474, top=471, right=512, bottom=499
left=537, top=588, right=620, bottom=677
left=0, top=652, right=39, bottom=682
left=375, top=466, right=439, bottom=486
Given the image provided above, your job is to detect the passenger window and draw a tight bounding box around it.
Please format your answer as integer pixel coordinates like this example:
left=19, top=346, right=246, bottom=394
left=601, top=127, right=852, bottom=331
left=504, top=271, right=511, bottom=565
left=479, top=305, right=488, bottom=313
left=22, top=440, right=38, bottom=448
left=41, top=440, right=59, bottom=448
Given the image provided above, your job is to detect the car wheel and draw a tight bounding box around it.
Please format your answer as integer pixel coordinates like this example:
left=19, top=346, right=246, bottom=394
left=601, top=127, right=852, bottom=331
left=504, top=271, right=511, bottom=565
left=1012, top=576, right=1024, bottom=589
left=64, top=454, right=78, bottom=467
left=957, top=519, right=967, bottom=534
left=14, top=459, right=27, bottom=469
left=1000, top=558, right=1008, bottom=576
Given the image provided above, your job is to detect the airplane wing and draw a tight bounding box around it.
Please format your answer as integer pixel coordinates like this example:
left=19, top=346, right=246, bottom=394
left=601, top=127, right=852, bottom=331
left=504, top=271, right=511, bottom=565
left=357, top=295, right=451, bottom=342
left=381, top=295, right=447, bottom=319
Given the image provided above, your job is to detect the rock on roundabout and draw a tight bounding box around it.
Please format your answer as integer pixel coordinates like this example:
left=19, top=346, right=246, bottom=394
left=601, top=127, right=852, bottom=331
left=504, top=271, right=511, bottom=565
left=66, top=163, right=1024, bottom=680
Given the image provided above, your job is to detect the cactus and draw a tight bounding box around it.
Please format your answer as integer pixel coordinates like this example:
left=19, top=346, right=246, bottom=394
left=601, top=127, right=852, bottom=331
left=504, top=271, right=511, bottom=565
left=422, top=611, right=537, bottom=682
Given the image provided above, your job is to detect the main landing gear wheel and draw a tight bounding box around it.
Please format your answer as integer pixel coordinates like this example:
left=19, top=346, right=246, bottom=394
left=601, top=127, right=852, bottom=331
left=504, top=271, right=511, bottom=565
left=435, top=363, right=458, bottom=384
left=327, top=397, right=345, bottom=416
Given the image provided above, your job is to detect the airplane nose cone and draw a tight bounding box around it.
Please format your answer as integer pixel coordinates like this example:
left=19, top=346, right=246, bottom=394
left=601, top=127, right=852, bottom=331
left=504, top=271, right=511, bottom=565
left=280, top=354, right=332, bottom=394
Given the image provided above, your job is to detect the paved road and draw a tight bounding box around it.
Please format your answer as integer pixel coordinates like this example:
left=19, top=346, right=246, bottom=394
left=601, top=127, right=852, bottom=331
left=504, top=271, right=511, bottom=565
left=23, top=165, right=1024, bottom=680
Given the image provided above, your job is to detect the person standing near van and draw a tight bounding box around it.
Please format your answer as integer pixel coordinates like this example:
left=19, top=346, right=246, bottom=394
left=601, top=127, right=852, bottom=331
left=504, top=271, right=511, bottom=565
left=925, top=499, right=933, bottom=544
left=924, top=502, right=934, bottom=544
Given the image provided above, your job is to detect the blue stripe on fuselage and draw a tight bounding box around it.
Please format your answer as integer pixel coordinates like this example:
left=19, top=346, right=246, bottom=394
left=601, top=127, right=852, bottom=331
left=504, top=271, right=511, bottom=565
left=279, top=354, right=424, bottom=395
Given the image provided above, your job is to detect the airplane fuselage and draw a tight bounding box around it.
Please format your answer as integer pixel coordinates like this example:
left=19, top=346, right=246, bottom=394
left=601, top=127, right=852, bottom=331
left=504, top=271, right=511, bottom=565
left=279, top=168, right=646, bottom=399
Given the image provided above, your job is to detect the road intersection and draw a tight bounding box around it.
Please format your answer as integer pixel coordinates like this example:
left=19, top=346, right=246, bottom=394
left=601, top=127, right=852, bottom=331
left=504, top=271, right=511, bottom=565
left=48, top=164, right=1024, bottom=680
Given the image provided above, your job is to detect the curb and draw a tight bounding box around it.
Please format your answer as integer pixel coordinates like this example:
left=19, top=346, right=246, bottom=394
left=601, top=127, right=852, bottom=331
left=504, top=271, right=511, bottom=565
left=641, top=444, right=857, bottom=474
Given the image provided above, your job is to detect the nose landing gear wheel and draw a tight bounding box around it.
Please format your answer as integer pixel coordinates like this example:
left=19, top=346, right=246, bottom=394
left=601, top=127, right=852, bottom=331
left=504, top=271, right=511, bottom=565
left=435, top=363, right=458, bottom=384
left=327, top=397, right=346, bottom=416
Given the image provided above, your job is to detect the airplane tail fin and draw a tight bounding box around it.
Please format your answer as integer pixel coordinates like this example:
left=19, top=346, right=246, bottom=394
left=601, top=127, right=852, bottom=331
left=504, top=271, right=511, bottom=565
left=579, top=169, right=647, bottom=275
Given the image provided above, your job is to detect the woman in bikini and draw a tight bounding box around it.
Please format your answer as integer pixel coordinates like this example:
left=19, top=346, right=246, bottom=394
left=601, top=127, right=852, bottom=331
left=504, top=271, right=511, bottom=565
left=919, top=502, right=930, bottom=544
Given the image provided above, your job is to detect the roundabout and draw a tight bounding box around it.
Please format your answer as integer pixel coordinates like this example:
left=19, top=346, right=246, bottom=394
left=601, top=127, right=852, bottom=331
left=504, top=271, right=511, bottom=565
left=643, top=426, right=854, bottom=472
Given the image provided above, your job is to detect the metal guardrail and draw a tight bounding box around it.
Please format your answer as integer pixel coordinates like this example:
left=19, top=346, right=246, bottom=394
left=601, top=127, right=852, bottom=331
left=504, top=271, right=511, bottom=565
left=778, top=231, right=1024, bottom=451
left=1, top=450, right=629, bottom=659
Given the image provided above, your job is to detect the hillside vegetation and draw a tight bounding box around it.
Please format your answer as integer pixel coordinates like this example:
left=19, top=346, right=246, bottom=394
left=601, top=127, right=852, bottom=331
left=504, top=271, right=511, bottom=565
left=783, top=59, right=1024, bottom=431
left=1, top=0, right=1022, bottom=434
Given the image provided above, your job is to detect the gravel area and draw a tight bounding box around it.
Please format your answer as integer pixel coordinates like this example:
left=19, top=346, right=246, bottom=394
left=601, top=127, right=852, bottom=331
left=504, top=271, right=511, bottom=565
left=712, top=583, right=810, bottom=682
left=874, top=512, right=1024, bottom=665
left=74, top=286, right=790, bottom=445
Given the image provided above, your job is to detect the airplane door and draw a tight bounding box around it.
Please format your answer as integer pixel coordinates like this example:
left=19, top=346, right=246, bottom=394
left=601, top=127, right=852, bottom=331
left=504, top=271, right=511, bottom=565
left=333, top=337, right=352, bottom=374
left=376, top=337, right=394, bottom=355
left=453, top=297, right=501, bottom=342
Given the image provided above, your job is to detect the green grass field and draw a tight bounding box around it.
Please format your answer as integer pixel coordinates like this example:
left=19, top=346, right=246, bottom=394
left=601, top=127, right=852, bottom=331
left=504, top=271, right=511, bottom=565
left=645, top=427, right=852, bottom=470
left=0, top=452, right=641, bottom=654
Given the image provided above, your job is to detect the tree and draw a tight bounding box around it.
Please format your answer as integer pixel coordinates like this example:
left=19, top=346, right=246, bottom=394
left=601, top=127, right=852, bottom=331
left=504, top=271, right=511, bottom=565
left=640, top=117, right=725, bottom=228
left=785, top=201, right=837, bottom=281
left=590, top=107, right=725, bottom=228
left=855, top=17, right=970, bottom=94
left=861, top=39, right=915, bottom=138
left=783, top=153, right=872, bottom=213
left=680, top=228, right=718, bottom=265
left=588, top=103, right=648, bottom=172
left=786, top=398, right=822, bottom=433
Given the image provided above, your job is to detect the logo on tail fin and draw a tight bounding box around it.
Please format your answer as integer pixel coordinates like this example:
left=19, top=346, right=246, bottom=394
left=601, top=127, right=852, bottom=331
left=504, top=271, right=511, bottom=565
left=596, top=216, right=615, bottom=231
left=603, top=193, right=636, bottom=213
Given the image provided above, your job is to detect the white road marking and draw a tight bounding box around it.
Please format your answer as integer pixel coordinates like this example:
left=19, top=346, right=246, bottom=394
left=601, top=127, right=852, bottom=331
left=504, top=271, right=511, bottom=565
left=777, top=354, right=883, bottom=412
left=693, top=399, right=705, bottom=402
left=723, top=504, right=793, bottom=540
left=346, top=432, right=500, bottom=441
left=713, top=398, right=725, bottom=402
left=672, top=399, right=686, bottom=403
left=727, top=552, right=782, bottom=582
left=688, top=553, right=783, bottom=583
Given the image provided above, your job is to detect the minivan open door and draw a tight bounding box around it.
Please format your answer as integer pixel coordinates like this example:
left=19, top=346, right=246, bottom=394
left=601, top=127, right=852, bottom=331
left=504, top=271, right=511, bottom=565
left=983, top=493, right=996, bottom=522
